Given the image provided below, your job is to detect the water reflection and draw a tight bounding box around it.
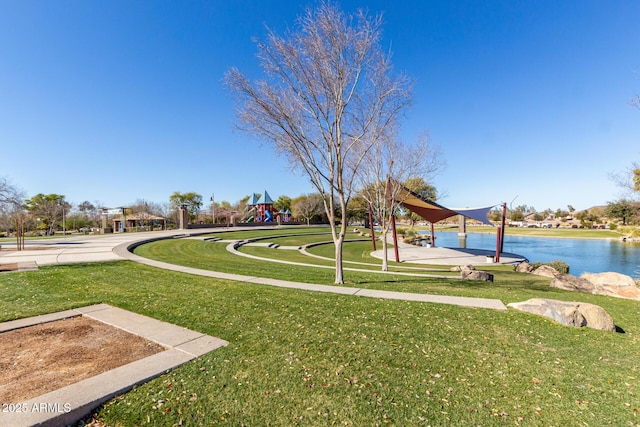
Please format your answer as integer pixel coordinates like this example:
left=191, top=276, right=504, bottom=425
left=420, top=232, right=640, bottom=277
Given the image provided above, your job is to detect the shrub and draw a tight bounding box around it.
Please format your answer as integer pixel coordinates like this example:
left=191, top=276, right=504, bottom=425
left=531, top=260, right=570, bottom=274
left=618, top=225, right=640, bottom=238
left=402, top=228, right=415, bottom=238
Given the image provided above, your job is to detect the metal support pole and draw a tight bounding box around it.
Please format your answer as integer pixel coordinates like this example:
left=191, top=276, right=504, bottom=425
left=500, top=202, right=507, bottom=253
left=368, top=203, right=376, bottom=251
left=495, top=226, right=501, bottom=262
left=458, top=215, right=467, bottom=248
left=430, top=222, right=436, bottom=248
left=391, top=214, right=400, bottom=263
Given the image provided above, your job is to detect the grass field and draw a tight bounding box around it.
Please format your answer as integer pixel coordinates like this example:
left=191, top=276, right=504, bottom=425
left=1, top=226, right=639, bottom=426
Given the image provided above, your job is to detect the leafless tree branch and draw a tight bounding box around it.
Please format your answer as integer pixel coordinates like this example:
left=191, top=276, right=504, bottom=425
left=225, top=2, right=411, bottom=283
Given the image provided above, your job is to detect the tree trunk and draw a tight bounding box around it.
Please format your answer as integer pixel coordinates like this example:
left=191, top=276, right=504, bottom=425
left=15, top=218, right=20, bottom=251
left=334, top=235, right=345, bottom=284
left=380, top=231, right=389, bottom=271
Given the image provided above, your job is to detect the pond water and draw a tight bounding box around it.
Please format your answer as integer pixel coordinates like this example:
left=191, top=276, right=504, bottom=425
left=420, top=231, right=640, bottom=277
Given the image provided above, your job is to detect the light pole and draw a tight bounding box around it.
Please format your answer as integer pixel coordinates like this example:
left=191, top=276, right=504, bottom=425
left=210, top=194, right=215, bottom=225
left=142, top=200, right=148, bottom=231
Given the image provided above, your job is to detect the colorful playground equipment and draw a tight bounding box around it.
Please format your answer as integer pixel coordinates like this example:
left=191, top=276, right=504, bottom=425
left=246, top=190, right=291, bottom=223
left=247, top=191, right=274, bottom=222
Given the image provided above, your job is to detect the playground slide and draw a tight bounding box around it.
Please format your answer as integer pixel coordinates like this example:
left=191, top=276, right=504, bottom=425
left=265, top=210, right=273, bottom=222
left=242, top=206, right=257, bottom=223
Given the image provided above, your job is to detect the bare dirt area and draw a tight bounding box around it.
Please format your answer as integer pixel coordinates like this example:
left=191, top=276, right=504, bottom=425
left=0, top=262, right=19, bottom=271
left=1, top=246, right=54, bottom=271
left=0, top=316, right=165, bottom=403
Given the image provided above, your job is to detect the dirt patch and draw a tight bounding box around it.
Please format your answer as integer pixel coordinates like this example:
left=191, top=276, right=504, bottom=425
left=0, top=316, right=165, bottom=403
left=0, top=261, right=38, bottom=273
left=0, top=263, right=19, bottom=271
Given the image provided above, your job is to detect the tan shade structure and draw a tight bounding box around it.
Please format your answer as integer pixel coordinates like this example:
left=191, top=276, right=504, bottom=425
left=395, top=185, right=497, bottom=225
left=123, top=213, right=165, bottom=222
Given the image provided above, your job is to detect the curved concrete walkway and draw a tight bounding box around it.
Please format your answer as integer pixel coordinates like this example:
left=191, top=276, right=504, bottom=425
left=1, top=228, right=507, bottom=310
left=224, top=239, right=459, bottom=279
left=370, top=234, right=526, bottom=266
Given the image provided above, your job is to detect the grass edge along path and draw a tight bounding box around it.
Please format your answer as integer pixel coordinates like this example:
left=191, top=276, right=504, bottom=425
left=119, top=239, right=507, bottom=311
left=230, top=241, right=459, bottom=279
left=131, top=229, right=557, bottom=303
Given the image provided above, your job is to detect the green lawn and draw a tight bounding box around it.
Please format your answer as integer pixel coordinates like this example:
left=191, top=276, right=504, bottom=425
left=133, top=230, right=591, bottom=302
left=136, top=234, right=554, bottom=300
left=1, top=227, right=639, bottom=426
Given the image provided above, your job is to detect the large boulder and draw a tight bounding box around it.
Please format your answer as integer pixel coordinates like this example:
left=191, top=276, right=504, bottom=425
left=515, top=261, right=533, bottom=273
left=460, top=267, right=494, bottom=282
left=532, top=265, right=560, bottom=278
left=550, top=274, right=597, bottom=293
left=551, top=272, right=640, bottom=301
left=507, top=298, right=616, bottom=331
left=580, top=272, right=640, bottom=300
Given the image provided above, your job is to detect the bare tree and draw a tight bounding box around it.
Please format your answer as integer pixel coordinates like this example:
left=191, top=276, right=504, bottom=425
left=613, top=92, right=640, bottom=199
left=0, top=177, right=26, bottom=249
left=292, top=194, right=323, bottom=226
left=0, top=177, right=23, bottom=206
left=226, top=2, right=411, bottom=283
left=357, top=132, right=444, bottom=271
left=129, top=199, right=152, bottom=231
left=0, top=204, right=11, bottom=236
left=609, top=161, right=640, bottom=201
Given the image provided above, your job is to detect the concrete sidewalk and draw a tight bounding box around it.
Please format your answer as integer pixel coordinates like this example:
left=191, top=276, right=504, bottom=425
left=371, top=245, right=526, bottom=266
left=114, top=232, right=509, bottom=311
left=114, top=243, right=507, bottom=310
left=370, top=232, right=526, bottom=266
left=0, top=230, right=196, bottom=266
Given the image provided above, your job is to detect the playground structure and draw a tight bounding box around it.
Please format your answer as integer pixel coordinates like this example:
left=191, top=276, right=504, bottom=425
left=190, top=190, right=292, bottom=228
left=245, top=191, right=291, bottom=223
left=246, top=191, right=272, bottom=222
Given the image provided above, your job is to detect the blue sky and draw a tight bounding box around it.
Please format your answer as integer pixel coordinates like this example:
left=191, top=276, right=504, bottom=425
left=1, top=1, right=639, bottom=212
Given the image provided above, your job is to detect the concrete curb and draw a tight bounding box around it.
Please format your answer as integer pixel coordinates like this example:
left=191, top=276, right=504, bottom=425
left=114, top=239, right=507, bottom=311
left=1, top=304, right=228, bottom=427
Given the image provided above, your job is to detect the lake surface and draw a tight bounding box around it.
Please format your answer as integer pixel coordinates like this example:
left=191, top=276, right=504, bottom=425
left=422, top=231, right=640, bottom=277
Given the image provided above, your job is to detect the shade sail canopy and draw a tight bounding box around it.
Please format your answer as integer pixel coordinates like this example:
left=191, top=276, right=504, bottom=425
left=395, top=185, right=497, bottom=226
